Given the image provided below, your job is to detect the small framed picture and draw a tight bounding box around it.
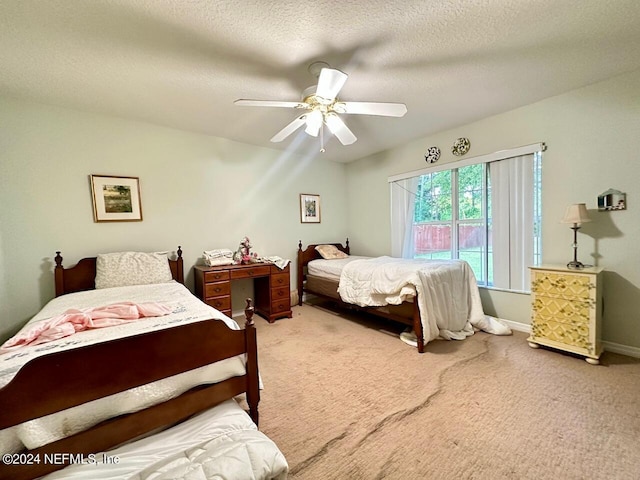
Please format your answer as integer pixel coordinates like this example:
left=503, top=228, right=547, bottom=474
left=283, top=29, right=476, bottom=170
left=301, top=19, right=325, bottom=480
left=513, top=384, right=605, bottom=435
left=90, top=175, right=143, bottom=222
left=300, top=193, right=321, bottom=223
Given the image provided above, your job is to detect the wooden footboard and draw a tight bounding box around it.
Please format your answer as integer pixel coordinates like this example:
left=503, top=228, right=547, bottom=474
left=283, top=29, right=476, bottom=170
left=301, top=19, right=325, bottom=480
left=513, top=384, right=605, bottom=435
left=297, top=240, right=426, bottom=353
left=0, top=301, right=259, bottom=480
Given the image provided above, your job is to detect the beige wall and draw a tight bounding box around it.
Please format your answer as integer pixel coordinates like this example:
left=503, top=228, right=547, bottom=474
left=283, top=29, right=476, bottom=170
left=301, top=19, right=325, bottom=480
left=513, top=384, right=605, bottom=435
left=346, top=69, right=640, bottom=350
left=0, top=98, right=349, bottom=340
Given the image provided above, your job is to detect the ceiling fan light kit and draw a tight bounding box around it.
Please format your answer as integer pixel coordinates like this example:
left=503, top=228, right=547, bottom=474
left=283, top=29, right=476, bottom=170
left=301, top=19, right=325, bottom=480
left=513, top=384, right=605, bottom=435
left=234, top=64, right=407, bottom=152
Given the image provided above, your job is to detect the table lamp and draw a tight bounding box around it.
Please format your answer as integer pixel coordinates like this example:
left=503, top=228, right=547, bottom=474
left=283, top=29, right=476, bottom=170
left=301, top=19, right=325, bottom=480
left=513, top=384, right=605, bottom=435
left=561, top=203, right=591, bottom=269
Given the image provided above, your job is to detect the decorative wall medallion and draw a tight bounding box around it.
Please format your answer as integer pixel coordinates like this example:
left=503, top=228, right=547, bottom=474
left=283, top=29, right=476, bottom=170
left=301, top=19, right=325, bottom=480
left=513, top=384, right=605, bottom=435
left=425, top=146, right=441, bottom=164
left=451, top=137, right=470, bottom=156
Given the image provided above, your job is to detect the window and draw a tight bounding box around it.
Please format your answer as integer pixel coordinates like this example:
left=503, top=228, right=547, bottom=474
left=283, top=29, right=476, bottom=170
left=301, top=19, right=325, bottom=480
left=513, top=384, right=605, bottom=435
left=390, top=145, right=543, bottom=291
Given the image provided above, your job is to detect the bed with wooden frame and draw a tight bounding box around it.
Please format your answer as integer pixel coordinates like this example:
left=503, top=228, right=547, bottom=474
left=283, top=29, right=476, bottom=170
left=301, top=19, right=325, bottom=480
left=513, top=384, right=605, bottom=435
left=297, top=240, right=427, bottom=353
left=0, top=247, right=275, bottom=480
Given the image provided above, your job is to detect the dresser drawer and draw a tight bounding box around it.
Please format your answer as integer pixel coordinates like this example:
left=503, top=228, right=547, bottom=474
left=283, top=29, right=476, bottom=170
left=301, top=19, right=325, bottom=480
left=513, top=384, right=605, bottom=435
left=204, top=281, right=231, bottom=298
left=271, top=299, right=291, bottom=314
left=531, top=317, right=591, bottom=351
left=271, top=272, right=290, bottom=288
left=231, top=265, right=271, bottom=279
left=206, top=296, right=231, bottom=311
left=271, top=286, right=289, bottom=301
left=532, top=295, right=592, bottom=324
left=204, top=270, right=230, bottom=282
left=531, top=271, right=593, bottom=299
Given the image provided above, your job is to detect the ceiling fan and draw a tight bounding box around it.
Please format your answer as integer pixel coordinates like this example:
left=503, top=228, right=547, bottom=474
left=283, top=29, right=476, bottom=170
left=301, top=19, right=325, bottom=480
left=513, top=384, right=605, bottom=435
left=234, top=62, right=407, bottom=151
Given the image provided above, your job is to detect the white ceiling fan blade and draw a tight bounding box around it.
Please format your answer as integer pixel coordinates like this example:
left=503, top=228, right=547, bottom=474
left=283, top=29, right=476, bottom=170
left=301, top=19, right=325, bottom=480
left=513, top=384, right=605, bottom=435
left=325, top=113, right=357, bottom=145
left=336, top=101, right=407, bottom=117
left=270, top=114, right=307, bottom=142
left=315, top=68, right=348, bottom=101
left=235, top=99, right=307, bottom=109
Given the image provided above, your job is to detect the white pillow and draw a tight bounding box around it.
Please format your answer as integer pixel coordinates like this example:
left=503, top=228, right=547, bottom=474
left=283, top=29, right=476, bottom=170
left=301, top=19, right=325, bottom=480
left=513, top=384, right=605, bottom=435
left=95, top=251, right=173, bottom=289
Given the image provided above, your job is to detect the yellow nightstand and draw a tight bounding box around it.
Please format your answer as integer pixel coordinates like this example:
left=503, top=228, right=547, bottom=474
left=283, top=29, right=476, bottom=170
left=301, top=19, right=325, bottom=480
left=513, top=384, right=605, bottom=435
left=528, top=265, right=603, bottom=364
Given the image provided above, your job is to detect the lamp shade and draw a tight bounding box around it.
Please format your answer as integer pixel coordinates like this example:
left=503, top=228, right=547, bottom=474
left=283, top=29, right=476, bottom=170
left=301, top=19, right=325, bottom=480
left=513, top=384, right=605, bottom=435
left=561, top=203, right=592, bottom=224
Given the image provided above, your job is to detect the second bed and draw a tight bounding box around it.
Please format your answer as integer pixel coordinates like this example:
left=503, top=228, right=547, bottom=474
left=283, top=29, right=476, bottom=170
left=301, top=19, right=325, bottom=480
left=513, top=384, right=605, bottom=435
left=297, top=240, right=510, bottom=353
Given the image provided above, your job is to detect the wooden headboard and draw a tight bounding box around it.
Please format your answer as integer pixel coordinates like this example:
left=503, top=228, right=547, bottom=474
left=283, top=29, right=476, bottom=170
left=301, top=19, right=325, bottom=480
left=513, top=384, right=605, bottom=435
left=53, top=246, right=184, bottom=297
left=297, top=239, right=350, bottom=306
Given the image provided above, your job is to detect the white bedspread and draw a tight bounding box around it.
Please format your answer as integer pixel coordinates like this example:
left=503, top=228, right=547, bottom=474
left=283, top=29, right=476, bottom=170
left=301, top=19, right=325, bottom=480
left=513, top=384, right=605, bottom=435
left=307, top=256, right=369, bottom=282
left=42, top=399, right=289, bottom=480
left=337, top=256, right=511, bottom=344
left=0, top=282, right=246, bottom=453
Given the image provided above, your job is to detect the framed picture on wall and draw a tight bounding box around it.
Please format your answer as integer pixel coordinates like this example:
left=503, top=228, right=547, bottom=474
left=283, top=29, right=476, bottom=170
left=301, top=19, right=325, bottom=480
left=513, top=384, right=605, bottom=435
left=90, top=174, right=143, bottom=222
left=300, top=193, right=321, bottom=223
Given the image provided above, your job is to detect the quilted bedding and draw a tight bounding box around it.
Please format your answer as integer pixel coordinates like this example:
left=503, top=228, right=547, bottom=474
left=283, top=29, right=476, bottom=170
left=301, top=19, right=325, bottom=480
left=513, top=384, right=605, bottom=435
left=42, top=399, right=289, bottom=480
left=0, top=282, right=246, bottom=453
left=337, top=256, right=511, bottom=344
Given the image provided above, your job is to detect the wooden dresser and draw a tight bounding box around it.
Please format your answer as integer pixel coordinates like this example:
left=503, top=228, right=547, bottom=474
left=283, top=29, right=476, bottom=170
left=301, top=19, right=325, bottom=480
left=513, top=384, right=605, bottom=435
left=528, top=265, right=604, bottom=364
left=195, top=263, right=292, bottom=323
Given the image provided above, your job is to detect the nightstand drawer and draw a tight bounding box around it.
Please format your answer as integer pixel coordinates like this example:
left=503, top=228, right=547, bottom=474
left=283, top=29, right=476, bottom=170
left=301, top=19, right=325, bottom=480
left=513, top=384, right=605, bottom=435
left=271, top=272, right=289, bottom=288
left=231, top=265, right=271, bottom=279
left=271, top=299, right=291, bottom=314
left=271, top=286, right=289, bottom=300
left=206, top=296, right=231, bottom=311
left=532, top=296, right=592, bottom=324
left=531, top=272, right=593, bottom=299
left=204, top=270, right=230, bottom=282
left=205, top=281, right=231, bottom=298
left=531, top=318, right=591, bottom=349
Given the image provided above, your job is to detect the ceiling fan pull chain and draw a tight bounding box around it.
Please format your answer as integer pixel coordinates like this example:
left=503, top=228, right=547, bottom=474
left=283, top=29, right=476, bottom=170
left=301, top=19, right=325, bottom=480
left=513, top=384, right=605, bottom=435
left=320, top=122, right=325, bottom=153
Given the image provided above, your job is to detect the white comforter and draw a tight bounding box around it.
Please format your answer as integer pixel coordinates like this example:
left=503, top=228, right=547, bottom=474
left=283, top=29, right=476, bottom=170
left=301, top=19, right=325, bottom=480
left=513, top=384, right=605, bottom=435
left=43, top=399, right=289, bottom=480
left=0, top=282, right=246, bottom=453
left=337, top=256, right=511, bottom=344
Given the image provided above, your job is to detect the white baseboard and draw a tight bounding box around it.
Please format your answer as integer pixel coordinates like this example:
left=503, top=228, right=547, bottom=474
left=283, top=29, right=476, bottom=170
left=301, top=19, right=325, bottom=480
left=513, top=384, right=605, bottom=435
left=501, top=318, right=530, bottom=334
left=499, top=319, right=640, bottom=359
left=601, top=341, right=640, bottom=358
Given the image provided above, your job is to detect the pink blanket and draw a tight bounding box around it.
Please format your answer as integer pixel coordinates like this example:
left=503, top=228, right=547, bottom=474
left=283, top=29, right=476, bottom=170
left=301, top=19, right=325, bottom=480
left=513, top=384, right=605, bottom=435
left=0, top=302, right=173, bottom=354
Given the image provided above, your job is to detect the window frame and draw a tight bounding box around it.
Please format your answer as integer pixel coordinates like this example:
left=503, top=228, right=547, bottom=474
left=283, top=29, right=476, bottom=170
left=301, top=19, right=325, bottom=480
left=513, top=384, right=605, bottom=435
left=389, top=143, right=545, bottom=292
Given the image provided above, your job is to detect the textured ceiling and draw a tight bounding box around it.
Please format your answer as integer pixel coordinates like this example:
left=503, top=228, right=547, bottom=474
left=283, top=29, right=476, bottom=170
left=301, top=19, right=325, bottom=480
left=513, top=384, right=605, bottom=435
left=2, top=0, right=640, bottom=163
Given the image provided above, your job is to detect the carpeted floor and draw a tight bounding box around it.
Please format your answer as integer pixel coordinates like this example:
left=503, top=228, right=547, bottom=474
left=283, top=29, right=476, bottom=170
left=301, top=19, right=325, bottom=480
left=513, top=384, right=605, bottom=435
left=250, top=300, right=640, bottom=480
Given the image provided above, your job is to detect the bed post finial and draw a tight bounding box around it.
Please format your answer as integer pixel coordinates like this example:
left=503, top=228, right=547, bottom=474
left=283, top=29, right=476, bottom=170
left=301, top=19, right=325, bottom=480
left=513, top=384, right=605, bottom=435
left=298, top=240, right=302, bottom=251
left=345, top=238, right=350, bottom=254
left=54, top=252, right=64, bottom=297
left=244, top=298, right=255, bottom=327
left=177, top=246, right=182, bottom=259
